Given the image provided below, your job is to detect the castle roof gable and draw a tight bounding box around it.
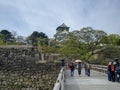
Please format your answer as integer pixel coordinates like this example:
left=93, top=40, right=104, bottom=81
left=56, top=23, right=69, bottom=30
left=59, top=23, right=68, bottom=28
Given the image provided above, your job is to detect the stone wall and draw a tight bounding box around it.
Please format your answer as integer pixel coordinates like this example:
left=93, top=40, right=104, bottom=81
left=0, top=47, right=61, bottom=90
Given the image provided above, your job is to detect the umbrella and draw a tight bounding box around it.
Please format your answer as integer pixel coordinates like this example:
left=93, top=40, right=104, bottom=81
left=75, top=59, right=82, bottom=63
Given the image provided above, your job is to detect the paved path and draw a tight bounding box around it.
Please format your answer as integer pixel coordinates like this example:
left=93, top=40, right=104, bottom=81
left=65, top=69, right=120, bottom=90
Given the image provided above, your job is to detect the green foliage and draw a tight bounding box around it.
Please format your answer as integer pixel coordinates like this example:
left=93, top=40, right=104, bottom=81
left=27, top=31, right=48, bottom=46
left=100, top=45, right=120, bottom=59
left=0, top=40, right=5, bottom=45
left=58, top=37, right=81, bottom=59
left=90, top=45, right=120, bottom=65
left=48, top=39, right=60, bottom=53
left=107, top=34, right=120, bottom=45
left=0, top=30, right=14, bottom=43
left=100, top=35, right=109, bottom=44
left=0, top=33, right=4, bottom=40
left=79, top=27, right=107, bottom=43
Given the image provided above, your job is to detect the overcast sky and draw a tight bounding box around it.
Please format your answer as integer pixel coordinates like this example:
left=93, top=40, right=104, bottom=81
left=0, top=0, right=120, bottom=38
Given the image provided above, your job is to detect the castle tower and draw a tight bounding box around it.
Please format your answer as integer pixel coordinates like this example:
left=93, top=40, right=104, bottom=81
left=54, top=23, right=70, bottom=42
left=56, top=23, right=69, bottom=33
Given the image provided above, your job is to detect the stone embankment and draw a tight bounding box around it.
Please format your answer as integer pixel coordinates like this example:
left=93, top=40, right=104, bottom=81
left=0, top=47, right=60, bottom=90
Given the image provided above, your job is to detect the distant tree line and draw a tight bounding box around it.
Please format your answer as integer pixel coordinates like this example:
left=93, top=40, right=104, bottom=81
left=0, top=30, right=48, bottom=45
left=0, top=27, right=120, bottom=64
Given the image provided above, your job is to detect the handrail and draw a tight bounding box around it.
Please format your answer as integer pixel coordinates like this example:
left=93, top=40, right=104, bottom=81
left=53, top=67, right=65, bottom=90
left=91, top=64, right=107, bottom=74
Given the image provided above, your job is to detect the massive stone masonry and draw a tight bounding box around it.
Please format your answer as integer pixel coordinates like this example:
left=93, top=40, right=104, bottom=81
left=0, top=47, right=61, bottom=90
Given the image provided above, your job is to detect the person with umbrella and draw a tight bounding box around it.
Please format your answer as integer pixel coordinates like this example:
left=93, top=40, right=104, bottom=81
left=75, top=60, right=82, bottom=76
left=77, top=62, right=82, bottom=76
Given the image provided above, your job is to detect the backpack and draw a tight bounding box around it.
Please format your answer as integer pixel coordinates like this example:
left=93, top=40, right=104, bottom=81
left=111, top=65, right=115, bottom=71
left=87, top=64, right=91, bottom=69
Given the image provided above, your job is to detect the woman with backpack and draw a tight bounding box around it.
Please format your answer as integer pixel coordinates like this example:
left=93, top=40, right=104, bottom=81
left=77, top=62, right=82, bottom=76
left=111, top=62, right=115, bottom=82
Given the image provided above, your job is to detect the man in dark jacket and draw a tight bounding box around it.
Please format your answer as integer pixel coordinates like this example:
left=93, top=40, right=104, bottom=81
left=70, top=63, right=74, bottom=77
left=77, top=62, right=81, bottom=76
left=113, top=58, right=120, bottom=82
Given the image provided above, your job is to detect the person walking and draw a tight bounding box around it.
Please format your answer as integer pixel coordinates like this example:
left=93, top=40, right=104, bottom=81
left=107, top=61, right=112, bottom=81
left=86, top=62, right=91, bottom=77
left=77, top=62, right=82, bottom=76
left=84, top=62, right=87, bottom=75
left=70, top=62, right=74, bottom=77
left=113, top=58, right=120, bottom=82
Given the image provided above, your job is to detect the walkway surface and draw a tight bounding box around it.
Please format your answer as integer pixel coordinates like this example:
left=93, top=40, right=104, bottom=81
left=65, top=69, right=120, bottom=90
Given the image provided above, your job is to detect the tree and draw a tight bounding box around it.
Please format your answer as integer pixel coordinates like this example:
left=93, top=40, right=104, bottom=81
left=58, top=36, right=81, bottom=59
left=100, top=36, right=109, bottom=45
left=69, top=27, right=108, bottom=60
left=28, top=31, right=48, bottom=46
left=80, top=27, right=95, bottom=43
left=94, top=30, right=108, bottom=44
left=0, top=33, right=4, bottom=44
left=91, top=45, right=120, bottom=65
left=0, top=33, right=4, bottom=40
left=108, top=34, right=120, bottom=46
left=0, top=30, right=13, bottom=43
left=79, top=27, right=108, bottom=44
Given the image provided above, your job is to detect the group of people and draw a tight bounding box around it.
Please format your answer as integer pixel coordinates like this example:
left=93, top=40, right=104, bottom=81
left=64, top=58, right=120, bottom=82
left=107, top=58, right=120, bottom=82
left=68, top=61, right=91, bottom=77
left=69, top=62, right=82, bottom=77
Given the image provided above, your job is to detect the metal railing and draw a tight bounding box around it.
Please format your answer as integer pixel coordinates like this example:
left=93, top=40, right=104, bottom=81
left=53, top=67, right=65, bottom=90
left=91, top=64, right=107, bottom=74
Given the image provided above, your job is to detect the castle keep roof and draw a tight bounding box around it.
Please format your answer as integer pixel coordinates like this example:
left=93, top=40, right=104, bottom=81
left=56, top=23, right=69, bottom=30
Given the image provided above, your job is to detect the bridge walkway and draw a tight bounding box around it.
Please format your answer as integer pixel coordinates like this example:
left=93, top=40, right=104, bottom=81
left=64, top=69, right=120, bottom=90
